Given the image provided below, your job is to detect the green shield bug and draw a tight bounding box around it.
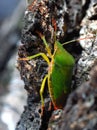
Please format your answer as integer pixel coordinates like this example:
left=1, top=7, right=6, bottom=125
left=19, top=30, right=75, bottom=110
left=19, top=20, right=95, bottom=111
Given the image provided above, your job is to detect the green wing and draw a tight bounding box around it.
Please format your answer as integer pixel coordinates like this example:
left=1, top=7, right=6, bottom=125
left=50, top=41, right=75, bottom=108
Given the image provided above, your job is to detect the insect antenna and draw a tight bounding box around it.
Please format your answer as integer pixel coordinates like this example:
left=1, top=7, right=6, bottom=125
left=62, top=35, right=96, bottom=46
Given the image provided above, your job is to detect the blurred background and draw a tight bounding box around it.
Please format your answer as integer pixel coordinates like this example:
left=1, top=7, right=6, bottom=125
left=0, top=0, right=27, bottom=130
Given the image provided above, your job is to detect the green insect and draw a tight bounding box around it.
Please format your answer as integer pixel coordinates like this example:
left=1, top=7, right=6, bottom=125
left=20, top=22, right=96, bottom=111
left=20, top=29, right=75, bottom=110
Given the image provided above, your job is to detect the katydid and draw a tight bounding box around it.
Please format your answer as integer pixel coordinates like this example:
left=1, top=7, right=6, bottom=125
left=19, top=32, right=96, bottom=110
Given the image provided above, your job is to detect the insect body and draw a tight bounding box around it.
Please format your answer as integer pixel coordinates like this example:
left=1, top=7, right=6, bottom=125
left=48, top=41, right=75, bottom=108
left=20, top=34, right=75, bottom=109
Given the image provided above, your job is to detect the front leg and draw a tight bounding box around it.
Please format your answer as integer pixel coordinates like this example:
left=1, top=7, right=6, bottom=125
left=19, top=52, right=50, bottom=64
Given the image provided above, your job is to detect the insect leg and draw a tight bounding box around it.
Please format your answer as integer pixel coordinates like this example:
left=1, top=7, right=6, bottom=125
left=40, top=74, right=48, bottom=109
left=41, top=37, right=52, bottom=57
left=19, top=52, right=50, bottom=64
left=36, top=31, right=52, bottom=57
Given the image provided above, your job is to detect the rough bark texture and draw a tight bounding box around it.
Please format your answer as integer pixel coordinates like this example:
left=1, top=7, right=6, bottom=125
left=16, top=0, right=97, bottom=130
